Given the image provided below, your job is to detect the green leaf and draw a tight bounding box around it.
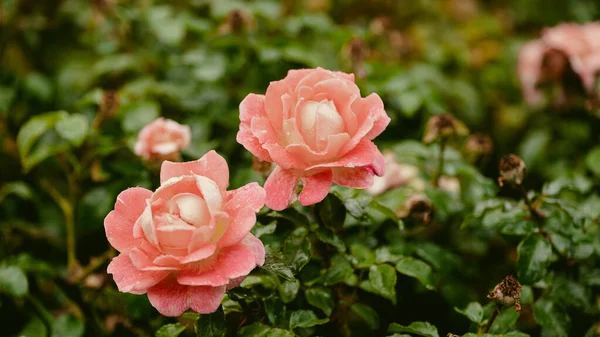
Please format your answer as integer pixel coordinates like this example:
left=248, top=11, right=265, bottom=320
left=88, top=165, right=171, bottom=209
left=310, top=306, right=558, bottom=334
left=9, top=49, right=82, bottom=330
left=397, top=90, right=423, bottom=117
left=237, top=323, right=294, bottom=337
left=533, top=299, right=570, bottom=337
left=118, top=101, right=160, bottom=133
left=517, top=235, right=553, bottom=284
left=548, top=277, right=593, bottom=312
left=317, top=194, right=346, bottom=230
left=504, top=332, right=531, bottom=337
left=263, top=296, right=285, bottom=326
left=454, top=302, right=483, bottom=324
left=350, top=243, right=376, bottom=268
left=17, top=111, right=69, bottom=172
left=155, top=323, right=186, bottom=337
left=19, top=316, right=47, bottom=337
left=278, top=279, right=300, bottom=303
left=360, top=264, right=397, bottom=304
left=0, top=181, right=33, bottom=203
left=305, top=287, right=335, bottom=316
left=282, top=227, right=311, bottom=273
left=261, top=251, right=295, bottom=281
left=0, top=265, right=28, bottom=297
left=395, top=257, right=435, bottom=290
left=148, top=6, right=186, bottom=45
left=289, top=310, right=329, bottom=329
left=585, top=146, right=600, bottom=176
left=315, top=227, right=346, bottom=253
left=488, top=307, right=520, bottom=334
left=195, top=306, right=226, bottom=337
left=51, top=315, right=84, bottom=337
left=387, top=321, right=439, bottom=337
left=351, top=303, right=380, bottom=330
left=55, top=114, right=89, bottom=147
left=323, top=254, right=354, bottom=286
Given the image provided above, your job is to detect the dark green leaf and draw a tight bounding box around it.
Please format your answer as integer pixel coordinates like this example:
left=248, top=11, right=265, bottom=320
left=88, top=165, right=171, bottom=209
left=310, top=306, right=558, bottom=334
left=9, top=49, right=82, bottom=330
left=387, top=321, right=439, bottom=337
left=315, top=227, right=346, bottom=253
left=395, top=257, right=435, bottom=290
left=454, top=302, right=483, bottom=323
left=317, top=194, right=346, bottom=229
left=517, top=235, right=553, bottom=284
left=155, top=323, right=186, bottom=337
left=278, top=279, right=300, bottom=303
left=195, top=306, right=226, bottom=337
left=282, top=227, right=311, bottom=273
left=350, top=243, right=376, bottom=268
left=237, top=323, right=294, bottom=337
left=360, top=264, right=397, bottom=304
left=262, top=251, right=295, bottom=281
left=533, top=299, right=570, bottom=337
left=289, top=310, right=329, bottom=329
left=19, top=316, right=47, bottom=337
left=51, top=315, right=84, bottom=337
left=323, top=254, right=354, bottom=286
left=305, top=287, right=335, bottom=316
left=0, top=265, right=28, bottom=297
left=351, top=303, right=380, bottom=330
left=487, top=307, right=519, bottom=334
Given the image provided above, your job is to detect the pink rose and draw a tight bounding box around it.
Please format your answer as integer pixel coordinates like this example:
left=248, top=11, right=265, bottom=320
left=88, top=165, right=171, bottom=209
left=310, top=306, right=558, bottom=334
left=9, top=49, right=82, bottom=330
left=237, top=67, right=391, bottom=210
left=365, top=152, right=420, bottom=196
left=134, top=118, right=192, bottom=160
left=105, top=151, right=266, bottom=316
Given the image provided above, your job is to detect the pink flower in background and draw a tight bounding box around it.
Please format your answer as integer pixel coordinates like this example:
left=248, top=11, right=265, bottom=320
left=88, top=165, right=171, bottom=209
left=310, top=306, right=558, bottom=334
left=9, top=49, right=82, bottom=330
left=134, top=118, right=191, bottom=160
left=517, top=21, right=600, bottom=105
left=237, top=67, right=391, bottom=210
left=365, top=152, right=420, bottom=196
left=105, top=151, right=265, bottom=316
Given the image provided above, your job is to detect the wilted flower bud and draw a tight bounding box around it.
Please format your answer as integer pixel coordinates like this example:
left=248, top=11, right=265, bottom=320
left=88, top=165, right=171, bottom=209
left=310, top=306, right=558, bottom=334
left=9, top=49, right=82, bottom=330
left=396, top=194, right=433, bottom=225
left=343, top=37, right=368, bottom=79
left=100, top=90, right=119, bottom=119
left=218, top=9, right=254, bottom=35
left=465, top=133, right=493, bottom=157
left=423, top=113, right=469, bottom=144
left=252, top=155, right=273, bottom=176
left=498, top=154, right=527, bottom=187
left=487, top=275, right=522, bottom=311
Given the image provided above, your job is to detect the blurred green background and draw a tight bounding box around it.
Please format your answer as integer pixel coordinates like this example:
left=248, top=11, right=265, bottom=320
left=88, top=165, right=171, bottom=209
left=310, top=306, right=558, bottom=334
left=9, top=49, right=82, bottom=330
left=1, top=0, right=600, bottom=336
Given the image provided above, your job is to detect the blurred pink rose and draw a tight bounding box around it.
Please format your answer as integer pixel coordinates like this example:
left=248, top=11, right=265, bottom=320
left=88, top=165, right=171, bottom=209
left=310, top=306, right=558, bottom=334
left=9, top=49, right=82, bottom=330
left=134, top=118, right=191, bottom=160
left=105, top=151, right=265, bottom=316
left=237, top=67, right=391, bottom=210
left=518, top=21, right=600, bottom=105
left=365, top=152, right=420, bottom=196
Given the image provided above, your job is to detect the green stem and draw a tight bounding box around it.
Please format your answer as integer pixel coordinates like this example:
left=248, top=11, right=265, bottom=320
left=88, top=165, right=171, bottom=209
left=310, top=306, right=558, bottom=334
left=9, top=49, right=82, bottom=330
left=520, top=184, right=541, bottom=223
left=71, top=250, right=115, bottom=284
left=433, top=140, right=446, bottom=187
left=483, top=306, right=500, bottom=334
left=41, top=179, right=77, bottom=275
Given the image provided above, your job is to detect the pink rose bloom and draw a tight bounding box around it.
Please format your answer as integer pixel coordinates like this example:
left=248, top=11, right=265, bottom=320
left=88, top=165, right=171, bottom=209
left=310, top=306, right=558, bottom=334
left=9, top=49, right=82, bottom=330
left=134, top=118, right=192, bottom=160
left=365, top=152, right=420, bottom=196
left=517, top=40, right=548, bottom=105
left=237, top=67, right=391, bottom=210
left=105, top=151, right=266, bottom=316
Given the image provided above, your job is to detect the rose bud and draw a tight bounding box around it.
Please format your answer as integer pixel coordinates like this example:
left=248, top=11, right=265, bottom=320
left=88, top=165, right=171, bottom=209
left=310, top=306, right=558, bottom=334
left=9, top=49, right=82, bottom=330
left=423, top=113, right=469, bottom=144
left=396, top=193, right=433, bottom=226
left=134, top=118, right=191, bottom=161
left=498, top=154, right=526, bottom=187
left=487, top=275, right=522, bottom=311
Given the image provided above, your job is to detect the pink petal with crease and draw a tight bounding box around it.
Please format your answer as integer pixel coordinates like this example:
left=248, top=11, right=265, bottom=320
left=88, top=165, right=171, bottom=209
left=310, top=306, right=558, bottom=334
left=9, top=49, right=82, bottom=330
left=147, top=278, right=225, bottom=316
left=263, top=166, right=298, bottom=211
left=160, top=150, right=229, bottom=191
left=299, top=170, right=333, bottom=206
left=107, top=254, right=169, bottom=294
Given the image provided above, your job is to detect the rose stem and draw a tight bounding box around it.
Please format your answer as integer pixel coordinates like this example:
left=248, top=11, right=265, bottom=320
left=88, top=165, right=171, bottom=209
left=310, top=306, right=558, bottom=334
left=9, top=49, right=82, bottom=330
left=483, top=305, right=500, bottom=334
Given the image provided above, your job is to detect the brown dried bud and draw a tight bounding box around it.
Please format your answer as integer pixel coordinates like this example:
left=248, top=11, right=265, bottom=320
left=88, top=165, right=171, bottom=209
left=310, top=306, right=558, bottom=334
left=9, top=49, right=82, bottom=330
left=100, top=90, right=119, bottom=119
left=343, top=37, right=368, bottom=80
left=218, top=9, right=254, bottom=35
left=488, top=275, right=522, bottom=311
left=465, top=133, right=493, bottom=157
left=396, top=194, right=433, bottom=225
left=423, top=113, right=469, bottom=144
left=498, top=154, right=526, bottom=187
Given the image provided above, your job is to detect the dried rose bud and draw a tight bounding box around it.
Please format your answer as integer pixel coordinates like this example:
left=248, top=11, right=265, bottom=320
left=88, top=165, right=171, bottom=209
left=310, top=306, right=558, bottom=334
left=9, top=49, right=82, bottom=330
left=100, top=90, right=119, bottom=118
left=498, top=154, right=527, bottom=187
left=487, top=275, right=522, bottom=311
left=423, top=113, right=469, bottom=144
left=396, top=194, right=433, bottom=225
left=343, top=37, right=368, bottom=79
left=465, top=133, right=493, bottom=157
left=218, top=9, right=254, bottom=35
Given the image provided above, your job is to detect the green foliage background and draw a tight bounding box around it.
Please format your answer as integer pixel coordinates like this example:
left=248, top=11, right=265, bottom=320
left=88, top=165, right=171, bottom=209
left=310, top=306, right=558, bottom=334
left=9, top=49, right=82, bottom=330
left=1, top=0, right=600, bottom=336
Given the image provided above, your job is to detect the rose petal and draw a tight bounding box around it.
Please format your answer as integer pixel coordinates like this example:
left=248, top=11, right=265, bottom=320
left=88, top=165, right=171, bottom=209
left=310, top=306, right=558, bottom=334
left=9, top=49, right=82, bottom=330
left=195, top=176, right=223, bottom=213
left=160, top=150, right=229, bottom=191
left=239, top=93, right=267, bottom=122
left=107, top=254, right=169, bottom=294
left=177, top=242, right=259, bottom=287
left=130, top=248, right=178, bottom=271
left=171, top=193, right=210, bottom=227
left=308, top=139, right=381, bottom=170
left=298, top=170, right=333, bottom=206
left=217, top=207, right=257, bottom=248
left=242, top=234, right=265, bottom=266
left=332, top=166, right=376, bottom=189
left=263, top=166, right=298, bottom=211
left=105, top=188, right=152, bottom=253
left=352, top=93, right=390, bottom=141
left=236, top=125, right=273, bottom=162
left=224, top=182, right=266, bottom=213
left=180, top=243, right=218, bottom=264
left=147, top=278, right=225, bottom=316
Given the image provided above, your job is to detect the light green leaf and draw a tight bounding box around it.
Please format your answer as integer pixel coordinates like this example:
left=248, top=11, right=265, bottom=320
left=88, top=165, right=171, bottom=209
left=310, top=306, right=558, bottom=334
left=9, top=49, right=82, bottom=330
left=351, top=303, right=380, bottom=330
left=55, top=114, right=89, bottom=146
left=305, top=287, right=335, bottom=316
left=517, top=235, right=553, bottom=284
left=488, top=307, right=520, bottom=334
left=19, top=316, right=47, bottom=337
left=289, top=310, right=329, bottom=329
left=360, top=264, right=397, bottom=304
left=350, top=243, right=376, bottom=268
left=17, top=111, right=69, bottom=172
left=395, top=257, right=435, bottom=290
left=155, top=323, right=186, bottom=337
left=323, top=254, right=354, bottom=286
left=278, top=279, right=300, bottom=303
left=533, top=299, right=570, bottom=337
left=118, top=101, right=160, bottom=133
left=0, top=265, right=28, bottom=297
left=237, top=322, right=294, bottom=337
left=585, top=146, right=600, bottom=176
left=51, top=315, right=84, bottom=337
left=387, top=321, right=439, bottom=337
left=454, top=302, right=483, bottom=323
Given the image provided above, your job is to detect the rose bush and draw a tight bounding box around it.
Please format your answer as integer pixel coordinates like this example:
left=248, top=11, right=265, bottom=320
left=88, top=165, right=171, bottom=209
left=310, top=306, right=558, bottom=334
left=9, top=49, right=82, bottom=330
left=104, top=151, right=265, bottom=316
left=237, top=67, right=391, bottom=210
left=134, top=118, right=192, bottom=160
